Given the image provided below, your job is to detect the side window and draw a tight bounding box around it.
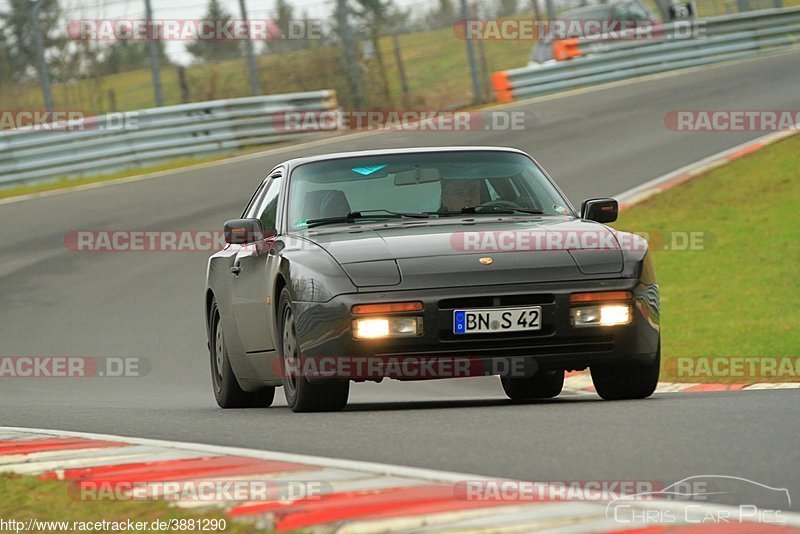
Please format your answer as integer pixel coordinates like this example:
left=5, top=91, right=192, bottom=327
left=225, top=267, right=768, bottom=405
left=252, top=175, right=283, bottom=236
left=241, top=181, right=267, bottom=218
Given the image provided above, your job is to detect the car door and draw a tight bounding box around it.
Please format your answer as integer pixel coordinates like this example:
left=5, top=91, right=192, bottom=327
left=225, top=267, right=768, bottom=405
left=230, top=169, right=284, bottom=357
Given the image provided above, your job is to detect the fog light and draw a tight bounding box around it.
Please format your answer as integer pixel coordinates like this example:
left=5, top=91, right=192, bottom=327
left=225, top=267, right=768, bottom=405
left=571, top=304, right=632, bottom=327
left=354, top=318, right=389, bottom=339
left=353, top=317, right=421, bottom=339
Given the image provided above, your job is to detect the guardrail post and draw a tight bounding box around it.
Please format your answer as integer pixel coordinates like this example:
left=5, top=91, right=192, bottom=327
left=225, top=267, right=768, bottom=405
left=177, top=67, right=190, bottom=103
left=29, top=0, right=54, bottom=113
left=545, top=0, right=556, bottom=21
left=238, top=0, right=261, bottom=96
left=460, top=0, right=484, bottom=104
left=336, top=0, right=365, bottom=108
left=144, top=0, right=164, bottom=107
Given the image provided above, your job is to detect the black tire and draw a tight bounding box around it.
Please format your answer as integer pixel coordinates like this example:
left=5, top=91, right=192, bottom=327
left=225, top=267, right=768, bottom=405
left=590, top=345, right=661, bottom=400
left=209, top=298, right=275, bottom=408
left=278, top=288, right=349, bottom=413
left=501, top=370, right=564, bottom=400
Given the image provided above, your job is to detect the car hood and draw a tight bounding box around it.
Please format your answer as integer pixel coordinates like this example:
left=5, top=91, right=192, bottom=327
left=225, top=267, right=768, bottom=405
left=300, top=217, right=624, bottom=289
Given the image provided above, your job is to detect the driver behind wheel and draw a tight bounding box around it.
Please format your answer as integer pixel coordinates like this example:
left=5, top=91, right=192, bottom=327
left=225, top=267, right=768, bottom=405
left=440, top=179, right=482, bottom=211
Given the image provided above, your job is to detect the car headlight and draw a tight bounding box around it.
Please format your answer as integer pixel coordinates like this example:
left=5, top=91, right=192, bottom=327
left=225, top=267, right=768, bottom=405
left=353, top=317, right=422, bottom=339
left=570, top=304, right=632, bottom=327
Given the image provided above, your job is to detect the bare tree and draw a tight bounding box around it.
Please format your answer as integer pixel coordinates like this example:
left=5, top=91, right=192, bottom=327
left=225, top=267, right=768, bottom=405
left=354, top=0, right=393, bottom=105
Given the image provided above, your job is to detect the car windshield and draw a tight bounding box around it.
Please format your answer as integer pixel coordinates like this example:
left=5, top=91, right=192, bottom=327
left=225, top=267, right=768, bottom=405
left=287, top=151, right=572, bottom=230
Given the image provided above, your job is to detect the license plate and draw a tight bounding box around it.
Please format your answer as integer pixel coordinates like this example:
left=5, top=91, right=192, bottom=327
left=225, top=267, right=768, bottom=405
left=453, top=306, right=542, bottom=335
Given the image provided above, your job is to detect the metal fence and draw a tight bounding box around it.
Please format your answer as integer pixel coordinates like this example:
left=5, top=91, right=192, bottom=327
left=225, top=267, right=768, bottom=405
left=0, top=90, right=337, bottom=187
left=492, top=7, right=800, bottom=102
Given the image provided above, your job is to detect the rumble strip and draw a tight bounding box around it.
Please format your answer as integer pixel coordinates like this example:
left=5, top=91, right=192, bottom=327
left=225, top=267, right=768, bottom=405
left=2, top=427, right=799, bottom=533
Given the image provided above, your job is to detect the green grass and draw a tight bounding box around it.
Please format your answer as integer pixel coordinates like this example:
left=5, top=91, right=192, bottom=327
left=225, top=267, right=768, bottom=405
left=0, top=473, right=261, bottom=533
left=612, top=135, right=800, bottom=376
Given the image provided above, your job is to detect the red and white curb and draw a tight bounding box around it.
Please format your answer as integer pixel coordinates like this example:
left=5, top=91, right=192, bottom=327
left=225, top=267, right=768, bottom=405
left=2, top=426, right=799, bottom=533
left=563, top=370, right=800, bottom=395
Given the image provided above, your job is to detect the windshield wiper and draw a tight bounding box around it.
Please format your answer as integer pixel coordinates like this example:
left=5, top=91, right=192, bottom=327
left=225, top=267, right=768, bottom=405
left=305, top=210, right=430, bottom=228
left=353, top=209, right=430, bottom=219
left=434, top=206, right=545, bottom=216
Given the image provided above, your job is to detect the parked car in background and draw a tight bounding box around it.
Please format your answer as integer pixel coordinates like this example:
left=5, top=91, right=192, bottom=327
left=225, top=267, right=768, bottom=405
left=528, top=0, right=660, bottom=68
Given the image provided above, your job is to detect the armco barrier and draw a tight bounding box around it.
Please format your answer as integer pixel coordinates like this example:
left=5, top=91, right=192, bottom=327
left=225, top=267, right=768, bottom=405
left=0, top=90, right=337, bottom=187
left=492, top=7, right=800, bottom=103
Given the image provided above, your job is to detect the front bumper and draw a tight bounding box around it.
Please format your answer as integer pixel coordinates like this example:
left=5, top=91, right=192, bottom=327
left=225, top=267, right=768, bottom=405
left=292, top=278, right=659, bottom=380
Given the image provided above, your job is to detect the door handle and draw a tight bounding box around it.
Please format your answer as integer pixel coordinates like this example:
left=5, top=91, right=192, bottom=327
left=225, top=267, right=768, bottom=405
left=230, top=265, right=242, bottom=275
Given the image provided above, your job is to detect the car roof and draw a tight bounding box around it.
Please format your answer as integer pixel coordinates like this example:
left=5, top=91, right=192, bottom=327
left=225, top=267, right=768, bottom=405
left=282, top=146, right=529, bottom=172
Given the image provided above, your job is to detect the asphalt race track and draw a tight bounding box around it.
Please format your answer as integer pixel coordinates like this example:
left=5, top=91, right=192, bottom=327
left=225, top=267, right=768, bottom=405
left=1, top=50, right=798, bottom=510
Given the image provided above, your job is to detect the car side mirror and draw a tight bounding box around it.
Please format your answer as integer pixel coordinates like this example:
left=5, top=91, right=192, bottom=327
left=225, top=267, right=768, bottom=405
left=581, top=198, right=618, bottom=223
left=224, top=218, right=264, bottom=244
